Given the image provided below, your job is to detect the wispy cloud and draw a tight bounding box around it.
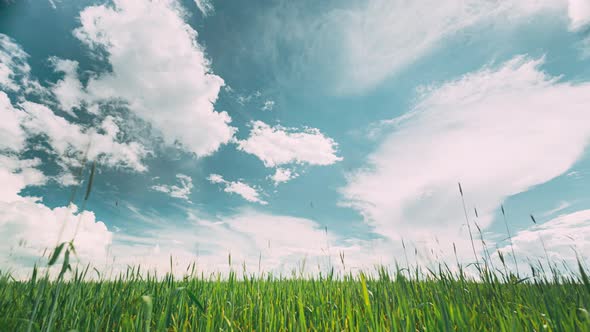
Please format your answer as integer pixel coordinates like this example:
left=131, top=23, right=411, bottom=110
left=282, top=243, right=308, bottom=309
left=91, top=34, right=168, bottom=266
left=541, top=201, right=572, bottom=217
left=257, top=0, right=588, bottom=94
left=0, top=34, right=47, bottom=96
left=194, top=0, right=214, bottom=17
left=151, top=174, right=194, bottom=202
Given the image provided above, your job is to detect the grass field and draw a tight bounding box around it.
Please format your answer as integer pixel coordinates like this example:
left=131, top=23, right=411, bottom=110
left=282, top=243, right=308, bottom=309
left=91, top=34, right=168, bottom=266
left=1, top=262, right=589, bottom=331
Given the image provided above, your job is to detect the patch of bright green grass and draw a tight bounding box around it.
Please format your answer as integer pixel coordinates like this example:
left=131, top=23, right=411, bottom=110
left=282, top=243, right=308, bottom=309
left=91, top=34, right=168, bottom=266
left=0, top=264, right=588, bottom=331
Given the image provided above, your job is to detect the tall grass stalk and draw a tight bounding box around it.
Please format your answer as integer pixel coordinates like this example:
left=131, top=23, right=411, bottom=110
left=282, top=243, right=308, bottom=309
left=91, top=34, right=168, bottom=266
left=501, top=204, right=520, bottom=277
left=458, top=182, right=480, bottom=267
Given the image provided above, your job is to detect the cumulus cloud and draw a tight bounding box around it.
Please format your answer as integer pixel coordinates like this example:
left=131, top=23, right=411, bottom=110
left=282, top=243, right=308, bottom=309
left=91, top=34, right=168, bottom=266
left=151, top=174, right=194, bottom=201
left=74, top=0, right=235, bottom=157
left=22, top=101, right=148, bottom=172
left=0, top=92, right=27, bottom=152
left=0, top=202, right=113, bottom=274
left=270, top=167, right=298, bottom=186
left=237, top=121, right=342, bottom=168
left=0, top=136, right=111, bottom=277
left=208, top=173, right=267, bottom=205
left=342, top=56, right=590, bottom=260
left=0, top=34, right=149, bottom=178
left=49, top=57, right=86, bottom=115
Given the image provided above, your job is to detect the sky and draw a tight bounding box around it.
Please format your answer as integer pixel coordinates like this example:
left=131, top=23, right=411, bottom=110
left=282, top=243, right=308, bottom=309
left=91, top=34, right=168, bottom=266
left=1, top=0, right=590, bottom=278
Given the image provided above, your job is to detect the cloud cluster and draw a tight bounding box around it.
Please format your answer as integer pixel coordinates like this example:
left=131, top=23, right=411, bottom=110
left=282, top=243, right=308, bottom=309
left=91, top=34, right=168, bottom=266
left=234, top=121, right=341, bottom=186
left=238, top=121, right=342, bottom=167
left=22, top=102, right=148, bottom=172
left=342, top=56, right=590, bottom=260
left=0, top=34, right=137, bottom=277
left=0, top=202, right=113, bottom=273
left=49, top=58, right=86, bottom=115
left=0, top=34, right=33, bottom=92
left=151, top=174, right=194, bottom=201
left=0, top=92, right=26, bottom=151
left=270, top=168, right=298, bottom=186
left=74, top=0, right=235, bottom=157
left=0, top=95, right=113, bottom=276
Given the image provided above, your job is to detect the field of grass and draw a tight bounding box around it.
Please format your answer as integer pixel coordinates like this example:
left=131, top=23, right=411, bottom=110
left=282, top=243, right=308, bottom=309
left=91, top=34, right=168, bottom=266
left=1, top=263, right=589, bottom=331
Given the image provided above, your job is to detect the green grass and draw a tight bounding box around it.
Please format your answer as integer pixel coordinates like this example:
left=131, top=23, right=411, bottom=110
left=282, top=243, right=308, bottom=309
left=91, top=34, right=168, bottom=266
left=0, top=264, right=589, bottom=331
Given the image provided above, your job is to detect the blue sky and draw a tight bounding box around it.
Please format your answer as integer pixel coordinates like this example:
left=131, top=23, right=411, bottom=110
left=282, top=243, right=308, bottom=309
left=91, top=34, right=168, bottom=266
left=1, top=0, right=590, bottom=277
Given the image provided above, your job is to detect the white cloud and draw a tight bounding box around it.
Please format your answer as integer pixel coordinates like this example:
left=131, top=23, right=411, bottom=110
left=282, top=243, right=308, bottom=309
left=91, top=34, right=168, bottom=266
left=0, top=92, right=27, bottom=152
left=261, top=0, right=590, bottom=93
left=0, top=202, right=113, bottom=274
left=0, top=34, right=50, bottom=100
left=103, top=209, right=367, bottom=277
left=334, top=0, right=573, bottom=92
left=21, top=101, right=148, bottom=172
left=0, top=156, right=46, bottom=203
left=49, top=57, right=86, bottom=115
left=54, top=172, right=80, bottom=187
left=270, top=167, right=298, bottom=186
left=208, top=173, right=267, bottom=205
left=0, top=35, right=148, bottom=176
left=499, top=209, right=590, bottom=268
left=0, top=144, right=111, bottom=277
left=0, top=33, right=31, bottom=91
left=567, top=0, right=590, bottom=30
left=104, top=208, right=480, bottom=278
left=541, top=201, right=572, bottom=217
left=342, top=56, right=590, bottom=259
left=262, top=100, right=275, bottom=111
left=151, top=174, right=194, bottom=201
left=194, top=0, right=214, bottom=17
left=207, top=173, right=225, bottom=184
left=74, top=0, right=235, bottom=157
left=237, top=121, right=342, bottom=167
left=224, top=182, right=267, bottom=205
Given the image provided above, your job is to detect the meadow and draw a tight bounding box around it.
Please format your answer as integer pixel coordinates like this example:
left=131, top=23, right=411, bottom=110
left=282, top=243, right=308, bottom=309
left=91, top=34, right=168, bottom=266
left=0, top=261, right=589, bottom=331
